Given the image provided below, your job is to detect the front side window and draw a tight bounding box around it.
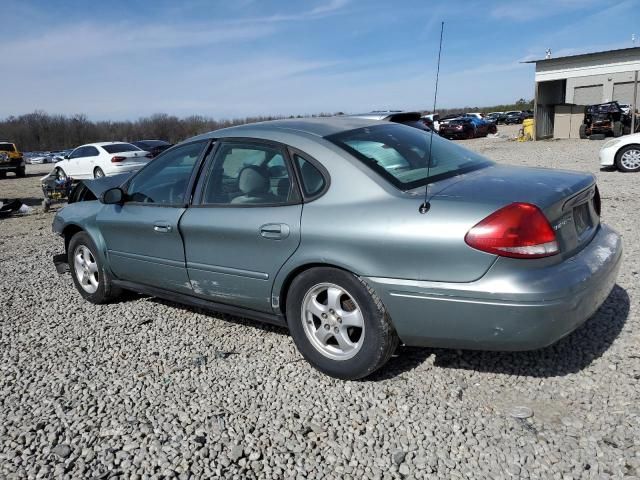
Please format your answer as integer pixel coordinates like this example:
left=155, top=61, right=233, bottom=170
left=202, top=143, right=297, bottom=205
left=69, top=147, right=85, bottom=159
left=126, top=141, right=206, bottom=205
left=327, top=123, right=492, bottom=190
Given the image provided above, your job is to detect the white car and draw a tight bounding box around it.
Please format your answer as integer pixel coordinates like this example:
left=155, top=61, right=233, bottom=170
left=422, top=113, right=440, bottom=131
left=54, top=142, right=152, bottom=179
left=599, top=132, right=640, bottom=172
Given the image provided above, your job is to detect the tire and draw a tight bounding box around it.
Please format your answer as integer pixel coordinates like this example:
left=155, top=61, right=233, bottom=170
left=615, top=144, right=640, bottom=172
left=93, top=167, right=105, bottom=179
left=16, top=167, right=26, bottom=178
left=286, top=267, right=399, bottom=380
left=466, top=129, right=474, bottom=140
left=612, top=121, right=623, bottom=138
left=0, top=171, right=6, bottom=179
left=579, top=124, right=588, bottom=139
left=68, top=231, right=122, bottom=304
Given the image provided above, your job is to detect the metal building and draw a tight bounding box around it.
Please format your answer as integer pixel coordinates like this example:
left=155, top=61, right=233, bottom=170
left=525, top=47, right=640, bottom=139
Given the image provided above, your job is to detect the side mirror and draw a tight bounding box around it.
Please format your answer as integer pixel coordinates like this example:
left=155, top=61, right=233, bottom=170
left=101, top=187, right=124, bottom=205
left=64, top=155, right=70, bottom=160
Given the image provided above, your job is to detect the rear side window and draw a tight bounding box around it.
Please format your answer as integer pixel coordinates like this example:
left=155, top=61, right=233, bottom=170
left=102, top=143, right=141, bottom=154
left=294, top=155, right=326, bottom=197
left=326, top=123, right=492, bottom=190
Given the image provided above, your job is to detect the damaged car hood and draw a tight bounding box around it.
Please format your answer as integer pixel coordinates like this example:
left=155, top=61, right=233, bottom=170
left=69, top=173, right=133, bottom=203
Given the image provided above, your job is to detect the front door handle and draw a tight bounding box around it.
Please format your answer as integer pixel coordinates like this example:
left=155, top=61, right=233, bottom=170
left=260, top=223, right=290, bottom=240
left=153, top=222, right=172, bottom=233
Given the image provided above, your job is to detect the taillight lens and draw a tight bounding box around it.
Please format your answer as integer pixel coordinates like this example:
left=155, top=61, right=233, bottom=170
left=465, top=202, right=559, bottom=259
left=111, top=156, right=126, bottom=163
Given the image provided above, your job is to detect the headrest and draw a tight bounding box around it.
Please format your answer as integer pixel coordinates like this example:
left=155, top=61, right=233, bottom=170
left=238, top=165, right=269, bottom=195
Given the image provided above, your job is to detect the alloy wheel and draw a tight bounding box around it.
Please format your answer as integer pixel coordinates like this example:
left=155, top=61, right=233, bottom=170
left=620, top=148, right=640, bottom=170
left=301, top=283, right=365, bottom=361
left=73, top=245, right=99, bottom=294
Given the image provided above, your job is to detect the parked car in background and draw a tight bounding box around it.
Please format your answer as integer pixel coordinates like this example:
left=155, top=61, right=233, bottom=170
left=487, top=112, right=506, bottom=124
left=421, top=114, right=440, bottom=131
left=0, top=142, right=26, bottom=178
left=348, top=111, right=432, bottom=132
left=464, top=113, right=496, bottom=134
left=504, top=111, right=524, bottom=124
left=54, top=142, right=152, bottom=180
left=52, top=117, right=622, bottom=380
left=132, top=140, right=173, bottom=158
left=599, top=132, right=640, bottom=172
left=439, top=117, right=477, bottom=139
left=437, top=113, right=464, bottom=130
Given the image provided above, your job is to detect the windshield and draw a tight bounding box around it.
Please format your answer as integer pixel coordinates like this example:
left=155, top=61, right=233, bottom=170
left=326, top=123, right=492, bottom=190
left=102, top=143, right=141, bottom=154
left=0, top=143, right=16, bottom=152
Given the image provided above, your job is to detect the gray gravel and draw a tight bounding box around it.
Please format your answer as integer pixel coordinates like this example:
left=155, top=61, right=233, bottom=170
left=1, top=129, right=639, bottom=479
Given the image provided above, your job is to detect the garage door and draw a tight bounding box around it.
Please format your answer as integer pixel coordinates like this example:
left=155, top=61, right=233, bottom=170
left=613, top=82, right=639, bottom=105
left=573, top=85, right=603, bottom=105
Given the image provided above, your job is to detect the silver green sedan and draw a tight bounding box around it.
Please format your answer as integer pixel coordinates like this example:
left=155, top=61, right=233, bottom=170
left=52, top=117, right=622, bottom=379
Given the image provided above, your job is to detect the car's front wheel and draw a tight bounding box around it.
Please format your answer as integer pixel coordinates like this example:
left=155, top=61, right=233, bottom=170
left=286, top=267, right=399, bottom=380
left=616, top=145, right=640, bottom=172
left=94, top=167, right=105, bottom=178
left=68, top=232, right=121, bottom=304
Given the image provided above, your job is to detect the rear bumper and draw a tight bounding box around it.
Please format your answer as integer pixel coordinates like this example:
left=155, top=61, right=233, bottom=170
left=366, top=224, right=622, bottom=351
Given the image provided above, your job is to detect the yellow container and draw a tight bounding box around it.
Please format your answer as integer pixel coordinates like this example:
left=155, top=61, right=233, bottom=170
left=522, top=118, right=535, bottom=140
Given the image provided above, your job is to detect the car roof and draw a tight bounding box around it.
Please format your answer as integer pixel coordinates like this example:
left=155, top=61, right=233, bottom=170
left=192, top=116, right=386, bottom=140
left=77, top=141, right=135, bottom=147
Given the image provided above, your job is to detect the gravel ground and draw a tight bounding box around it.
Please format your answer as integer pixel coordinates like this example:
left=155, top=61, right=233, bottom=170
left=1, top=129, right=638, bottom=479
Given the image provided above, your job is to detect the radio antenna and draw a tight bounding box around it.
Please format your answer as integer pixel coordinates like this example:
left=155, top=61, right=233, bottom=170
left=419, top=21, right=444, bottom=214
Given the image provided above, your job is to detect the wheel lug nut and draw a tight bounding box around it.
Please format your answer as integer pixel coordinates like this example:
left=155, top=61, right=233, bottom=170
left=324, top=324, right=330, bottom=330
left=329, top=309, right=335, bottom=314
left=321, top=313, right=327, bottom=319
left=337, top=317, right=342, bottom=323
left=334, top=327, right=339, bottom=333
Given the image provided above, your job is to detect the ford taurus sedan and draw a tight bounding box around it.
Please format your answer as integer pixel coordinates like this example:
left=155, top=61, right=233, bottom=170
left=52, top=117, right=622, bottom=379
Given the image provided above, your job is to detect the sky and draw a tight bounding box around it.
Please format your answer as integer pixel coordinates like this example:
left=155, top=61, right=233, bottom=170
left=2, top=0, right=640, bottom=120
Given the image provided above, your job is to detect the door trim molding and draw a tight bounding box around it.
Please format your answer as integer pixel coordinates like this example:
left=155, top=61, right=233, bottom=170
left=109, top=250, right=185, bottom=268
left=187, top=261, right=269, bottom=280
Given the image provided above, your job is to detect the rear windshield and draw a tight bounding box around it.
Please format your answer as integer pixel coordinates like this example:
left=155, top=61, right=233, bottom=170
left=102, top=143, right=141, bottom=154
left=0, top=143, right=16, bottom=152
left=326, top=123, right=492, bottom=190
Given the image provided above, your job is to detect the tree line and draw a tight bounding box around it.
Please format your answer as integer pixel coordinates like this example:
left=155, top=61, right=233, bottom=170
left=2, top=99, right=533, bottom=152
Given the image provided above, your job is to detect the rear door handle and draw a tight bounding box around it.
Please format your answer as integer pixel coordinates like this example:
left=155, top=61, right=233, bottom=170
left=260, top=223, right=290, bottom=240
left=153, top=222, right=172, bottom=233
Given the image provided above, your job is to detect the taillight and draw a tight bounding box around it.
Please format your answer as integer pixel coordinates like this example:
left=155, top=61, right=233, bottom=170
left=145, top=153, right=153, bottom=159
left=111, top=156, right=126, bottom=163
left=464, top=202, right=559, bottom=259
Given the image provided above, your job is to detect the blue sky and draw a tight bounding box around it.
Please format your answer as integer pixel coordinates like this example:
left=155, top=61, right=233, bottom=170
left=3, top=0, right=639, bottom=120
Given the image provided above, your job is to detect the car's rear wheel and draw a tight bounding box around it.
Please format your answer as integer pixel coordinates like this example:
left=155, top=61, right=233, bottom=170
left=615, top=145, right=640, bottom=172
left=579, top=124, right=588, bottom=139
left=612, top=121, right=623, bottom=138
left=68, top=231, right=121, bottom=304
left=93, top=167, right=105, bottom=178
left=286, top=267, right=399, bottom=380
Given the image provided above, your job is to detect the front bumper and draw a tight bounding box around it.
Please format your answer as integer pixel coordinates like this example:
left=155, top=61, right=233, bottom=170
left=0, top=158, right=25, bottom=171
left=599, top=145, right=617, bottom=166
left=366, top=224, right=622, bottom=351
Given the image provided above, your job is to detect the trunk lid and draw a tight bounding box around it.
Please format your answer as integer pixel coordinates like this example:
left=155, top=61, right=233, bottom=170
left=113, top=150, right=150, bottom=165
left=433, top=164, right=599, bottom=257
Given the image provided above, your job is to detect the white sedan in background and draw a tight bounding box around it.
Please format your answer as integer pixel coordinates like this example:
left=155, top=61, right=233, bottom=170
left=599, top=133, right=640, bottom=172
left=54, top=142, right=152, bottom=179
